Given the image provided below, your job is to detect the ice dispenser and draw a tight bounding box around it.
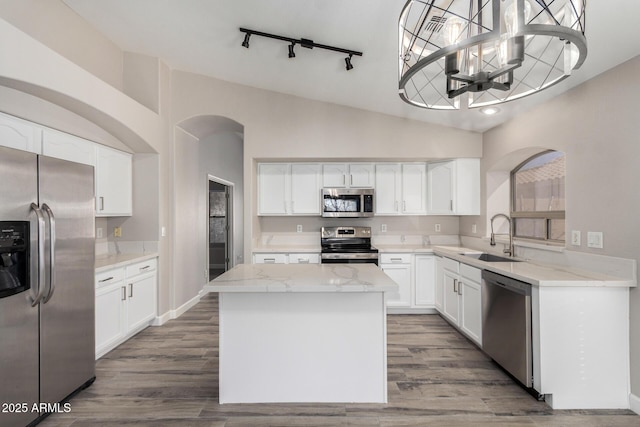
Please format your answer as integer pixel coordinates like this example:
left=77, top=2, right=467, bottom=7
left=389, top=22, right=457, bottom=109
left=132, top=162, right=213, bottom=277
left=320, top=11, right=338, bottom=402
left=0, top=221, right=29, bottom=298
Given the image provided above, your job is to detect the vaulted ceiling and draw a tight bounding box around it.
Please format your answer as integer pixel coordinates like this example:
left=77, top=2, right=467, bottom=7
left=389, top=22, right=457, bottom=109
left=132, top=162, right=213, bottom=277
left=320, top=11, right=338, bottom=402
left=63, top=0, right=640, bottom=132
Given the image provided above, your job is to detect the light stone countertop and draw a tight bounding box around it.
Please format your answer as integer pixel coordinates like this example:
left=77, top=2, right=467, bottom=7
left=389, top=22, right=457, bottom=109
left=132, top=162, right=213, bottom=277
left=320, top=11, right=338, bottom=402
left=95, top=252, right=158, bottom=272
left=434, top=246, right=636, bottom=288
left=204, top=263, right=399, bottom=293
left=375, top=244, right=436, bottom=253
left=252, top=245, right=321, bottom=253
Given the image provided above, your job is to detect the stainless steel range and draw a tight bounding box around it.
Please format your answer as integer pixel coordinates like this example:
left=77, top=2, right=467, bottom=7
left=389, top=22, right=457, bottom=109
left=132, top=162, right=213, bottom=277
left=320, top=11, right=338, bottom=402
left=320, top=226, right=379, bottom=265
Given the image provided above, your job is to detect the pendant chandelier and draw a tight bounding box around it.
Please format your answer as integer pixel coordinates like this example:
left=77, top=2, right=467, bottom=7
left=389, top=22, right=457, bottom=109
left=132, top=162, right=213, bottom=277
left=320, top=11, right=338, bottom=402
left=398, top=0, right=587, bottom=110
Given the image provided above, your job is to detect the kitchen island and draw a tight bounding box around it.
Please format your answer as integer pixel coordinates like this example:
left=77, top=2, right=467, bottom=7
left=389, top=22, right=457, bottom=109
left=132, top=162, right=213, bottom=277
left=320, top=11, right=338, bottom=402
left=204, top=263, right=398, bottom=404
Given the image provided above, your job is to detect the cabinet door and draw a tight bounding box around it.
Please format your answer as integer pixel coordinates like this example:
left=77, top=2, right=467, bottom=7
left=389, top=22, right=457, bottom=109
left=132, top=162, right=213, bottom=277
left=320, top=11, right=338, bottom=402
left=95, top=145, right=132, bottom=216
left=427, top=161, right=454, bottom=214
left=435, top=257, right=444, bottom=311
left=442, top=269, right=460, bottom=324
left=42, top=129, right=95, bottom=166
left=258, top=163, right=290, bottom=215
left=0, top=112, right=42, bottom=154
left=322, top=163, right=348, bottom=188
left=375, top=164, right=401, bottom=215
left=459, top=278, right=482, bottom=346
left=95, top=282, right=126, bottom=358
left=402, top=163, right=427, bottom=214
left=454, top=158, right=480, bottom=215
left=414, top=255, right=435, bottom=307
left=290, top=163, right=321, bottom=214
left=126, top=274, right=156, bottom=333
left=382, top=264, right=411, bottom=307
left=349, top=163, right=374, bottom=188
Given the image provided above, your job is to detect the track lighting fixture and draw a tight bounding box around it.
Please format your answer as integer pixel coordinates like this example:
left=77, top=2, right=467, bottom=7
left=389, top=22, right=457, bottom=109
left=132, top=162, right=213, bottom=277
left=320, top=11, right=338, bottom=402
left=345, top=54, right=353, bottom=71
left=239, top=27, right=362, bottom=71
left=241, top=33, right=250, bottom=48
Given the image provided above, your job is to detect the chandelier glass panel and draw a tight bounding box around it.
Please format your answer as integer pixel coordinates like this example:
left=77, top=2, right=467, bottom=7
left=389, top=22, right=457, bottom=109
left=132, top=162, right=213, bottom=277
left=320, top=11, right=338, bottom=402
left=398, top=0, right=587, bottom=109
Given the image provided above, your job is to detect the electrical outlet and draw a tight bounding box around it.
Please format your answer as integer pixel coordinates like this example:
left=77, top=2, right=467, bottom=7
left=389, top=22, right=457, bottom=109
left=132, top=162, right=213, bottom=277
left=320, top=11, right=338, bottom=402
left=435, top=224, right=441, bottom=232
left=296, top=225, right=302, bottom=233
left=571, top=230, right=581, bottom=246
left=161, top=226, right=167, bottom=237
left=587, top=231, right=603, bottom=249
left=96, top=227, right=103, bottom=238
left=471, top=224, right=477, bottom=234
left=381, top=224, right=387, bottom=233
left=114, top=227, right=122, bottom=238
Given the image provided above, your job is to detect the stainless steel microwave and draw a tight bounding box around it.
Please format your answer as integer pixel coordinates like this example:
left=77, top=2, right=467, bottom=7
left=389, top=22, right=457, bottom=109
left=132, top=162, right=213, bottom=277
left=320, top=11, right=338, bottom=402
left=322, top=188, right=374, bottom=218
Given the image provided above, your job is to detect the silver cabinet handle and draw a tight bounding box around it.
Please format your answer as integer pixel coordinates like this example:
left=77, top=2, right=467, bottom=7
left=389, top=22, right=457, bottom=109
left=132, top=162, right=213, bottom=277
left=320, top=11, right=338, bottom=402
left=450, top=200, right=453, bottom=211
left=403, top=201, right=406, bottom=211
left=99, top=196, right=105, bottom=211
left=343, top=174, right=346, bottom=186
left=30, top=203, right=46, bottom=307
left=129, top=283, right=133, bottom=298
left=350, top=174, right=353, bottom=186
left=453, top=278, right=458, bottom=294
left=390, top=258, right=403, bottom=263
left=264, top=258, right=276, bottom=264
left=99, top=276, right=114, bottom=283
left=458, top=281, right=463, bottom=295
left=140, top=265, right=151, bottom=271
left=121, top=286, right=127, bottom=301
left=298, top=258, right=309, bottom=264
left=42, top=204, right=56, bottom=304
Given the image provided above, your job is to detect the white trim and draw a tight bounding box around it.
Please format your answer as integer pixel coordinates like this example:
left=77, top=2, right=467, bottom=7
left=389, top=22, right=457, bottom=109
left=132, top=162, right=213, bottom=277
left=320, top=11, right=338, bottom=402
left=630, top=392, right=640, bottom=415
left=152, top=289, right=205, bottom=325
left=152, top=311, right=171, bottom=326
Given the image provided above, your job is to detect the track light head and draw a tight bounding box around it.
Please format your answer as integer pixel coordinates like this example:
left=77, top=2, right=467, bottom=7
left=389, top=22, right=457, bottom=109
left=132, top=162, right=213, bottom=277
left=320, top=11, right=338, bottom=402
left=288, top=43, right=296, bottom=58
left=242, top=33, right=250, bottom=48
left=345, top=54, right=354, bottom=71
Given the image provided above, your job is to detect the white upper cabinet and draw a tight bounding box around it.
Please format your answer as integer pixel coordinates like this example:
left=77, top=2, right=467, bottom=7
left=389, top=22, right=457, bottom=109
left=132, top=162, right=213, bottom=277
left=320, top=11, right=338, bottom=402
left=258, top=163, right=290, bottom=215
left=322, top=163, right=373, bottom=188
left=258, top=163, right=321, bottom=216
left=290, top=163, right=322, bottom=214
left=42, top=129, right=95, bottom=166
left=428, top=159, right=480, bottom=215
left=0, top=112, right=42, bottom=154
left=95, top=145, right=133, bottom=217
left=375, top=163, right=427, bottom=215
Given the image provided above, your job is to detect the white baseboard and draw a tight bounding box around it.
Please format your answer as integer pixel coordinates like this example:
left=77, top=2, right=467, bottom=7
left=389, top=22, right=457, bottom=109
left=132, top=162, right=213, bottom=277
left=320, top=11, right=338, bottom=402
left=152, top=290, right=206, bottom=326
left=630, top=392, right=640, bottom=415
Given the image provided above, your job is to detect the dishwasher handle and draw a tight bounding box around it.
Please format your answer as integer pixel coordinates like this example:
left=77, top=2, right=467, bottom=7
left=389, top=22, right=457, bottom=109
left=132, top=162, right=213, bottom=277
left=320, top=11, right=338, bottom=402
left=482, top=269, right=531, bottom=296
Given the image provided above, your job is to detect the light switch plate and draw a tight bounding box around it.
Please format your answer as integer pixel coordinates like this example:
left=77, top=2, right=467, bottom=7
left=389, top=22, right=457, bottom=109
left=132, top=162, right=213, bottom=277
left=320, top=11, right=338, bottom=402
left=472, top=224, right=477, bottom=234
left=381, top=224, right=387, bottom=233
left=587, top=231, right=603, bottom=249
left=571, top=230, right=581, bottom=246
left=296, top=225, right=302, bottom=233
left=435, top=224, right=441, bottom=232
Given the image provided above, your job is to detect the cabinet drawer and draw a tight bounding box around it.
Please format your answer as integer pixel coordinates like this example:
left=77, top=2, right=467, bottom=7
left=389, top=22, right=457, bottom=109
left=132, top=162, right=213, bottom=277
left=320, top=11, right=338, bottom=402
left=288, top=253, right=320, bottom=264
left=380, top=253, right=411, bottom=264
left=254, top=253, right=287, bottom=264
left=442, top=257, right=460, bottom=273
left=95, top=268, right=124, bottom=288
left=125, top=258, right=158, bottom=278
left=460, top=263, right=481, bottom=283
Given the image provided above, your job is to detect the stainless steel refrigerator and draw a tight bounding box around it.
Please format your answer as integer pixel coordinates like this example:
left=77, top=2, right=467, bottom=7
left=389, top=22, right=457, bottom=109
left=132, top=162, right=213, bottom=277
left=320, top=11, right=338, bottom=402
left=0, top=145, right=95, bottom=427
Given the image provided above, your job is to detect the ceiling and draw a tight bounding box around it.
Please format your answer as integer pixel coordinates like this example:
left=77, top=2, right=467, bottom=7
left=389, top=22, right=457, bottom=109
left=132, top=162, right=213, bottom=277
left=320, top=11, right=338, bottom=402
left=63, top=0, right=640, bottom=133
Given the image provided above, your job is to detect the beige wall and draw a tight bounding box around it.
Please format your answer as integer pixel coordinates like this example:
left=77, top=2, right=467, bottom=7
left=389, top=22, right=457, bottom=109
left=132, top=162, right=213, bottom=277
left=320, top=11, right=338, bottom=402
left=0, top=0, right=123, bottom=90
left=461, top=55, right=640, bottom=395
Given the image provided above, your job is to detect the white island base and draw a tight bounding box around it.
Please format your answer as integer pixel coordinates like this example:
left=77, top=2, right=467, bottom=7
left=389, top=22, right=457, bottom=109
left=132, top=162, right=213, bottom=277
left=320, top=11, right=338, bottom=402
left=204, top=264, right=399, bottom=404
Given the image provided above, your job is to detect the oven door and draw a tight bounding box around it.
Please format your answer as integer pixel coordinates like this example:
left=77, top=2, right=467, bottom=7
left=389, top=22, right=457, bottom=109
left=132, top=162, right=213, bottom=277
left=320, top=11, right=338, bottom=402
left=321, top=253, right=379, bottom=265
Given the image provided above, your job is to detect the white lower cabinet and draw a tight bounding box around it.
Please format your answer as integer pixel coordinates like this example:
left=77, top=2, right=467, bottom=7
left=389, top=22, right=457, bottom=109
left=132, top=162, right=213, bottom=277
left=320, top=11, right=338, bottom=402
left=253, top=252, right=319, bottom=264
left=381, top=253, right=436, bottom=312
left=381, top=255, right=412, bottom=308
left=95, top=257, right=157, bottom=359
left=438, top=257, right=482, bottom=346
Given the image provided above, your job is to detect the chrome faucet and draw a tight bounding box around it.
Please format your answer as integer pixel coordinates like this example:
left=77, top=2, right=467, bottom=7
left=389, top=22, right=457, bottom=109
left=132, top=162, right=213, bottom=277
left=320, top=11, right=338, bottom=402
left=490, top=213, right=514, bottom=257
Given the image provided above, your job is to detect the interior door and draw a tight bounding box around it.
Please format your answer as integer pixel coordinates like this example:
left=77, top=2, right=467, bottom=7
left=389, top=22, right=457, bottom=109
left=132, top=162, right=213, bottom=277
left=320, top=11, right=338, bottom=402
left=38, top=155, right=95, bottom=405
left=0, top=146, right=40, bottom=427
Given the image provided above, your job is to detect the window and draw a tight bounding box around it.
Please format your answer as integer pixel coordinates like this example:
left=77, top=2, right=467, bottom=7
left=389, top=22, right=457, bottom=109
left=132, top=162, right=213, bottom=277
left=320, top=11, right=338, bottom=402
left=511, top=151, right=565, bottom=243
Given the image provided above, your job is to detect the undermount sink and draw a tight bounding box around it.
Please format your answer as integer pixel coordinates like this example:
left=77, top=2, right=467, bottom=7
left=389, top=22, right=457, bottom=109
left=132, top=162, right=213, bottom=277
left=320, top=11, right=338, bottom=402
left=460, top=253, right=521, bottom=263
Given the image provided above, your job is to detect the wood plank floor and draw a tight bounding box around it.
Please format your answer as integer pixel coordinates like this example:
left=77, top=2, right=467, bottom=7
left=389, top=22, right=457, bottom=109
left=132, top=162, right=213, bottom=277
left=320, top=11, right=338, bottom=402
left=40, top=293, right=638, bottom=427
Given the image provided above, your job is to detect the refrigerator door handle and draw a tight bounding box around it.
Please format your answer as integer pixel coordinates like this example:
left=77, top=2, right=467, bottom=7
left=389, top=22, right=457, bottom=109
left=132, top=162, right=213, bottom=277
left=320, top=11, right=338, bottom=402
left=41, top=204, right=56, bottom=304
left=29, top=203, right=47, bottom=307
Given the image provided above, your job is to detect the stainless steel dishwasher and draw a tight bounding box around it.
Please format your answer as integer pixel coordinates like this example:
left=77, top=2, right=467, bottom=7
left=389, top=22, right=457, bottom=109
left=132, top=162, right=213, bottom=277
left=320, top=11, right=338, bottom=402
left=481, top=270, right=533, bottom=388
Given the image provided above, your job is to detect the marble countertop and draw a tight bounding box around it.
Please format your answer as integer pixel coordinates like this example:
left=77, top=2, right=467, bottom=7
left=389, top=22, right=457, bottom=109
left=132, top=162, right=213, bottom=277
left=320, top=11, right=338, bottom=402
left=204, top=263, right=399, bottom=293
left=434, top=246, right=636, bottom=288
left=95, top=252, right=158, bottom=272
left=252, top=245, right=321, bottom=253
